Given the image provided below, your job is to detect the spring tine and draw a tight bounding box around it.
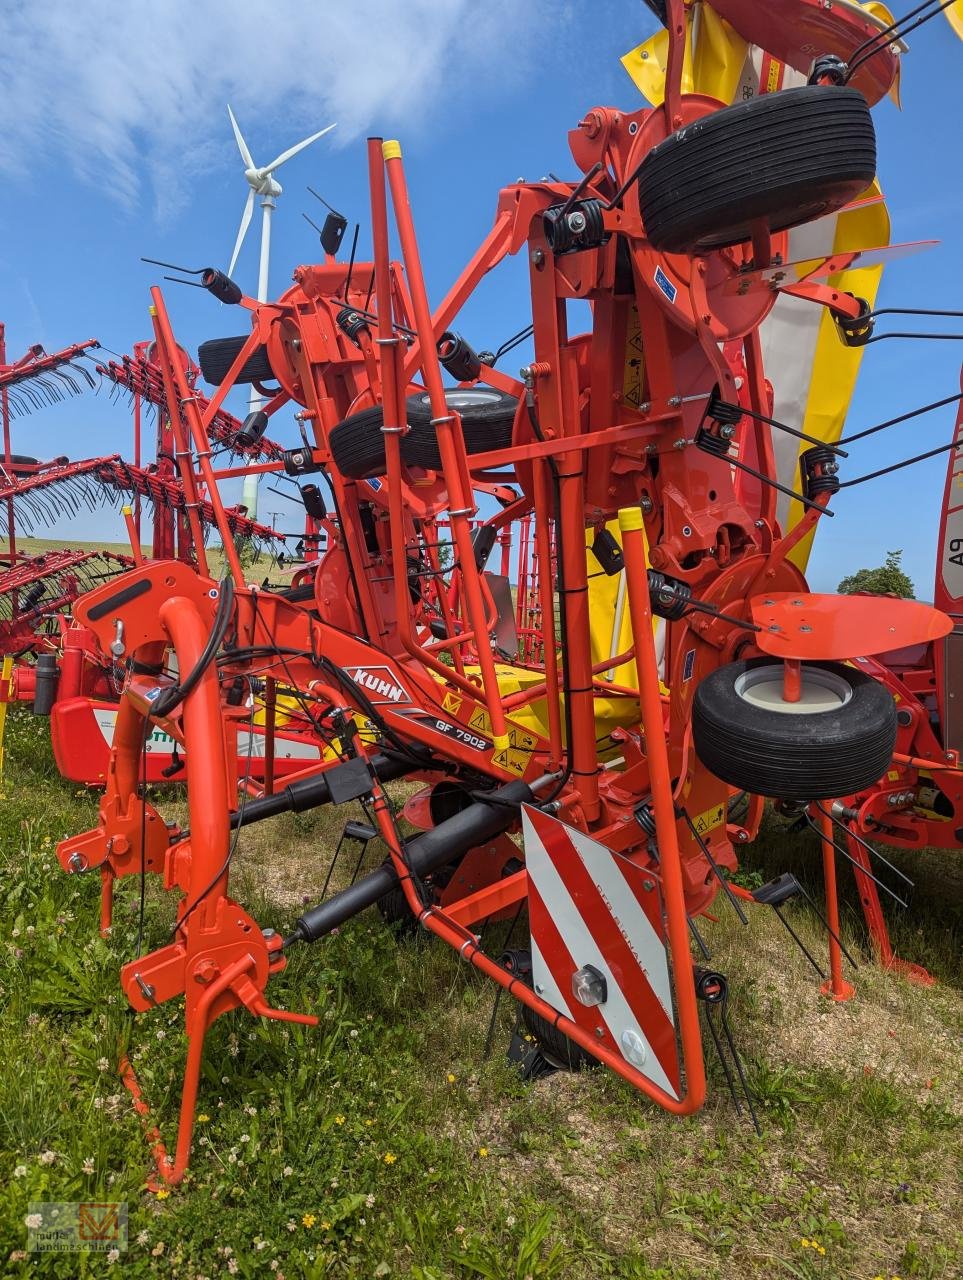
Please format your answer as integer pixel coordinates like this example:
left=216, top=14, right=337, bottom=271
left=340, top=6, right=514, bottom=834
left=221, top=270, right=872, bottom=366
left=772, top=905, right=827, bottom=980
left=815, top=803, right=914, bottom=888
left=804, top=811, right=908, bottom=909
left=718, top=1002, right=761, bottom=1136
left=706, top=1004, right=744, bottom=1118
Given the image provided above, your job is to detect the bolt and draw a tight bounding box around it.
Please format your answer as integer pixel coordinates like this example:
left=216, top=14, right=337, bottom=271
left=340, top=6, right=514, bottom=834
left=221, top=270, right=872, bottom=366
left=719, top=424, right=736, bottom=440
left=194, top=959, right=219, bottom=985
left=566, top=209, right=587, bottom=234
left=763, top=599, right=775, bottom=606
left=534, top=983, right=544, bottom=995
left=531, top=249, right=545, bottom=268
left=262, top=927, right=276, bottom=939
left=768, top=623, right=781, bottom=632
left=640, top=496, right=653, bottom=514
left=799, top=624, right=812, bottom=633
left=673, top=438, right=687, bottom=450
left=736, top=828, right=749, bottom=842
left=595, top=1027, right=605, bottom=1038
left=642, top=879, right=655, bottom=891
left=755, top=520, right=765, bottom=528
left=67, top=852, right=86, bottom=874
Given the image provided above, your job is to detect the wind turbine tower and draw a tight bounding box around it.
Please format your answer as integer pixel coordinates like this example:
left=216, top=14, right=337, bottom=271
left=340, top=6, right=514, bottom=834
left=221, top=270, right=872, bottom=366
left=225, top=106, right=335, bottom=518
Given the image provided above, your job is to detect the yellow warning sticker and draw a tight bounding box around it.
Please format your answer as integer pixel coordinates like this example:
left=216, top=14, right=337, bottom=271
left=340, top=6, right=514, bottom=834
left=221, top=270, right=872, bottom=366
left=691, top=802, right=725, bottom=837
left=622, top=306, right=645, bottom=410
left=469, top=706, right=493, bottom=735
left=492, top=726, right=539, bottom=777
left=887, top=769, right=900, bottom=782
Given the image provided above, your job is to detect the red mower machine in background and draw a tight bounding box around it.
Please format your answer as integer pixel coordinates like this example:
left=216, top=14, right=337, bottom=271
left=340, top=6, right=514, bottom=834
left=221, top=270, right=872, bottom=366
left=52, top=0, right=963, bottom=1184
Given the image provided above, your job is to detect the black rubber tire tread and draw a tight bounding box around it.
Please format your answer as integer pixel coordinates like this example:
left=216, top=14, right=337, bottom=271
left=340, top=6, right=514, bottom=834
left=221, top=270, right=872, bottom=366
left=197, top=335, right=275, bottom=386
left=521, top=1005, right=599, bottom=1071
left=5, top=455, right=39, bottom=475
left=329, top=387, right=518, bottom=480
left=637, top=86, right=877, bottom=254
left=692, top=658, right=897, bottom=802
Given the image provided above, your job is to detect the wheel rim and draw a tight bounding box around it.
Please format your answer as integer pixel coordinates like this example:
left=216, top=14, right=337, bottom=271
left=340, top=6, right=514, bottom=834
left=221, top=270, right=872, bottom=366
left=418, top=388, right=503, bottom=409
left=733, top=664, right=853, bottom=715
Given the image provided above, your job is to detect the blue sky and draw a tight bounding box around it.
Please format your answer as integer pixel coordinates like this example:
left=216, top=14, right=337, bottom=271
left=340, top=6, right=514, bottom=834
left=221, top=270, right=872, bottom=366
left=0, top=2, right=959, bottom=595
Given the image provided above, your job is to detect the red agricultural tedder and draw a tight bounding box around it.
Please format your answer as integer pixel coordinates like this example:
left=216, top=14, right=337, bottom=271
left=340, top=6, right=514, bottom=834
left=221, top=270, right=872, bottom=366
left=53, top=0, right=963, bottom=1182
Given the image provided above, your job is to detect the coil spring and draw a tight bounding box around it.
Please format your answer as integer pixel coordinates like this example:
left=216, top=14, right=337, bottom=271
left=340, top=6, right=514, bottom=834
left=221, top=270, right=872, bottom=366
left=647, top=569, right=692, bottom=621
left=706, top=391, right=743, bottom=427
left=437, top=331, right=482, bottom=382
left=802, top=445, right=841, bottom=498
left=635, top=802, right=657, bottom=837
left=336, top=306, right=370, bottom=345
left=835, top=295, right=876, bottom=348
left=542, top=198, right=608, bottom=256
left=694, top=967, right=729, bottom=1004
left=695, top=425, right=732, bottom=458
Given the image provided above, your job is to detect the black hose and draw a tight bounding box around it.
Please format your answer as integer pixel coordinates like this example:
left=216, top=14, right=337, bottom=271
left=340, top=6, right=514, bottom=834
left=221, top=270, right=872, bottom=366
left=151, top=576, right=235, bottom=718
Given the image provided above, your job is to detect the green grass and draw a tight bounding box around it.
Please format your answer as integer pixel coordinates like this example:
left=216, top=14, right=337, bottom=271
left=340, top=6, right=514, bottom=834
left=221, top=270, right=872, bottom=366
left=0, top=708, right=961, bottom=1278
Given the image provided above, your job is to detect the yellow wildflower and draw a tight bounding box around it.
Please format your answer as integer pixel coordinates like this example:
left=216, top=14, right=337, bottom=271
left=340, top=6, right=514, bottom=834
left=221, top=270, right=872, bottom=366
left=155, top=1189, right=170, bottom=1200
left=196, top=1114, right=210, bottom=1123
left=302, top=1214, right=316, bottom=1229
left=383, top=1152, right=397, bottom=1164
left=478, top=1147, right=489, bottom=1158
left=334, top=1115, right=345, bottom=1125
left=447, top=1073, right=456, bottom=1083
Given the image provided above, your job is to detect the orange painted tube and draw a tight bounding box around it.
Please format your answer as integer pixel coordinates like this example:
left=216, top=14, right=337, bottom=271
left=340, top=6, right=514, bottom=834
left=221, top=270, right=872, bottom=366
left=159, top=596, right=232, bottom=930
left=382, top=142, right=510, bottom=752
left=618, top=505, right=707, bottom=1111
left=817, top=807, right=855, bottom=1002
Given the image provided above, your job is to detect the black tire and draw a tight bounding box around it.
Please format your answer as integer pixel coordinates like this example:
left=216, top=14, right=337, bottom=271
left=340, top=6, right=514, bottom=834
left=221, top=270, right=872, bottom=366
left=329, top=387, right=518, bottom=480
left=197, top=335, right=275, bottom=386
left=5, top=454, right=39, bottom=476
left=637, top=86, right=876, bottom=254
left=521, top=1006, right=599, bottom=1071
left=692, top=658, right=897, bottom=802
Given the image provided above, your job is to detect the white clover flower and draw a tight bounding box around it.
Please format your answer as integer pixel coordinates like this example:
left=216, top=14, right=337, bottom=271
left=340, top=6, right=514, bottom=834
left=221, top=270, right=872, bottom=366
left=39, top=1150, right=56, bottom=1165
left=107, top=1247, right=120, bottom=1263
left=82, top=1157, right=95, bottom=1175
left=25, top=1213, right=43, bottom=1230
left=13, top=1165, right=26, bottom=1178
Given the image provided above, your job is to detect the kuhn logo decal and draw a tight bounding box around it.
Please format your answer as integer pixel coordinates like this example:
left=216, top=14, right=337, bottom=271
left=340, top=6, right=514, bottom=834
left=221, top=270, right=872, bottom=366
left=349, top=666, right=411, bottom=704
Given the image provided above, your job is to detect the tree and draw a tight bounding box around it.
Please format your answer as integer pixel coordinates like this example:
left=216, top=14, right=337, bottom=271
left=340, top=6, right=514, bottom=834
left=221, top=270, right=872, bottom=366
left=838, top=549, right=915, bottom=599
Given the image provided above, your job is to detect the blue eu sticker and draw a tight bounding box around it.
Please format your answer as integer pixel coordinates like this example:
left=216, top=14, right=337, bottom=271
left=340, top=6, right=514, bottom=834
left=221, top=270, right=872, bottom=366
left=654, top=265, right=677, bottom=304
left=682, top=648, right=696, bottom=681
left=366, top=478, right=383, bottom=491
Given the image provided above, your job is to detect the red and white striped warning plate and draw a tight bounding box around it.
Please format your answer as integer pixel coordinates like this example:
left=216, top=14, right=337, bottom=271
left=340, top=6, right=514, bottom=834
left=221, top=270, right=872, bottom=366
left=522, top=805, right=681, bottom=1098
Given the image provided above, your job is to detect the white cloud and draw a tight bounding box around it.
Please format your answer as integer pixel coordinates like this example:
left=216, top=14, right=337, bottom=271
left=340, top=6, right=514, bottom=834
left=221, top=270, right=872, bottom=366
left=0, top=1, right=561, bottom=217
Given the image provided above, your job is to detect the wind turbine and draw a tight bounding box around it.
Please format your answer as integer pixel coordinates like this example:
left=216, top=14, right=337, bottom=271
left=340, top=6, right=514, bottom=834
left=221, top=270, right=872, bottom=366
left=225, top=106, right=336, bottom=518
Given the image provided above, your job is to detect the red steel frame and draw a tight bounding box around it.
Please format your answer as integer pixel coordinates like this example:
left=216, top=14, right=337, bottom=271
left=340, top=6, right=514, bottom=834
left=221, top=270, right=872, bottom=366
left=47, top=0, right=961, bottom=1183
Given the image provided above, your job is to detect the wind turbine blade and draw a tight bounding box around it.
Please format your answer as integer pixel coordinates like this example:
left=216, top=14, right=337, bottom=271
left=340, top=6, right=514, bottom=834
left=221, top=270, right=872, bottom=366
left=262, top=123, right=336, bottom=175
left=227, top=104, right=255, bottom=169
left=228, top=188, right=256, bottom=279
